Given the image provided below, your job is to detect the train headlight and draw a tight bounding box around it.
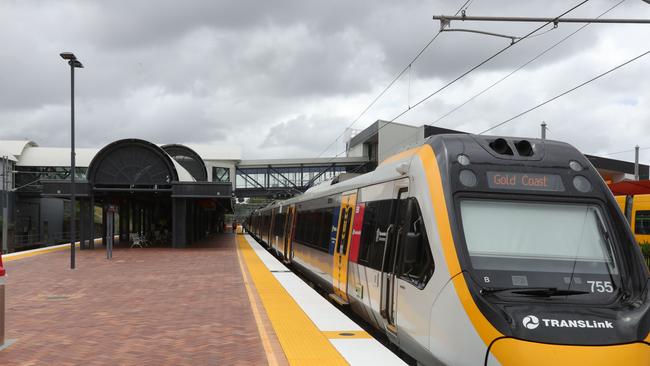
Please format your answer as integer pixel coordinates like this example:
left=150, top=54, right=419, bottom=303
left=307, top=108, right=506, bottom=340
left=569, top=160, right=583, bottom=171
left=459, top=170, right=478, bottom=187
left=457, top=154, right=470, bottom=166
left=573, top=175, right=592, bottom=192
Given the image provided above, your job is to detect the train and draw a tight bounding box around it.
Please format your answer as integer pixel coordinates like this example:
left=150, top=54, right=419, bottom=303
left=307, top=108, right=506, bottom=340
left=616, top=194, right=650, bottom=244
left=246, top=134, right=650, bottom=365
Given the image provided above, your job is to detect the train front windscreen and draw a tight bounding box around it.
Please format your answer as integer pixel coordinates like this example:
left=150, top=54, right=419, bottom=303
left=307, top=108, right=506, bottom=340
left=459, top=199, right=622, bottom=303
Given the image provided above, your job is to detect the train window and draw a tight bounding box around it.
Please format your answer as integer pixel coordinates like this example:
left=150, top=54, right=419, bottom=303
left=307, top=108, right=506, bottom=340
left=358, top=203, right=377, bottom=264
left=358, top=200, right=397, bottom=270
left=295, top=208, right=332, bottom=253
left=320, top=209, right=334, bottom=251
left=274, top=212, right=285, bottom=236
left=397, top=198, right=434, bottom=289
left=634, top=210, right=650, bottom=235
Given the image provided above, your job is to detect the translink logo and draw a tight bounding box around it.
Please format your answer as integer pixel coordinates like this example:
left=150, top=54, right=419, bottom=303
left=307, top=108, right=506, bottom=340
left=522, top=315, right=614, bottom=330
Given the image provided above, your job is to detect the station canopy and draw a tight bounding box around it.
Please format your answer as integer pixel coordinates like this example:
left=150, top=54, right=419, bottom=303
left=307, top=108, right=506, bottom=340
left=607, top=180, right=650, bottom=196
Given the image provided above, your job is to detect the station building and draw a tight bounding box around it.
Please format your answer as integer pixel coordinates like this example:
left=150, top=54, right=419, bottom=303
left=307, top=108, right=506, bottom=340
left=0, top=139, right=239, bottom=252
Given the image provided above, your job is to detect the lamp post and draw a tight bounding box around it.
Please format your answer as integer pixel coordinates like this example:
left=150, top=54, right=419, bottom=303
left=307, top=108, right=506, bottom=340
left=60, top=52, right=83, bottom=270
left=1, top=155, right=8, bottom=254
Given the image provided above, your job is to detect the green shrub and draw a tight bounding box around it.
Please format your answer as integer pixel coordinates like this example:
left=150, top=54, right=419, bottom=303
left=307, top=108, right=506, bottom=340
left=640, top=242, right=650, bottom=257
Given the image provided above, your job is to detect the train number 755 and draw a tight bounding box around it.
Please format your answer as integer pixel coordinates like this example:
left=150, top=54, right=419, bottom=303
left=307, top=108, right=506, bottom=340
left=586, top=280, right=613, bottom=293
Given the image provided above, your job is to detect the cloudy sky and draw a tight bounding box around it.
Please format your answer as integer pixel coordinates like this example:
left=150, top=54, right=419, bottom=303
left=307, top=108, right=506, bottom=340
left=1, top=0, right=649, bottom=162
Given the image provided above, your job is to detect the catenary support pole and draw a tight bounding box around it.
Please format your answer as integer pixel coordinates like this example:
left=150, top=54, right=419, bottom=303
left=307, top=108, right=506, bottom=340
left=635, top=145, right=640, bottom=181
left=2, top=156, right=8, bottom=254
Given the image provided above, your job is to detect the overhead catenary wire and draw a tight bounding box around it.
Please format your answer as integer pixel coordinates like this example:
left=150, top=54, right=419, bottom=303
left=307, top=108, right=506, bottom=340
left=479, top=48, right=650, bottom=135
left=388, top=0, right=591, bottom=124
left=604, top=146, right=650, bottom=156
left=430, top=0, right=625, bottom=126
left=525, top=23, right=559, bottom=39
left=339, top=0, right=592, bottom=162
left=319, top=0, right=592, bottom=181
left=315, top=0, right=474, bottom=158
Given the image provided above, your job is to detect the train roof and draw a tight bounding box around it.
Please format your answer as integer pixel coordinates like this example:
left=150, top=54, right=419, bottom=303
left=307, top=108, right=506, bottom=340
left=426, top=133, right=587, bottom=168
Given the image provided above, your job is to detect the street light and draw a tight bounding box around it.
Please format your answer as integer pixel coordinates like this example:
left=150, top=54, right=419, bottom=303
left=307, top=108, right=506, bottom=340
left=60, top=52, right=83, bottom=270
left=1, top=156, right=9, bottom=255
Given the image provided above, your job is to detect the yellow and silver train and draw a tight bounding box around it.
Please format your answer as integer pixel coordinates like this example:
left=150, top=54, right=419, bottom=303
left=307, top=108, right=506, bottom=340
left=615, top=194, right=650, bottom=244
left=247, top=134, right=650, bottom=365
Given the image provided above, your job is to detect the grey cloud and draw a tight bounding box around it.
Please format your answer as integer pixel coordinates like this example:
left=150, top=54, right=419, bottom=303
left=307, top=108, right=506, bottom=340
left=0, top=0, right=649, bottom=162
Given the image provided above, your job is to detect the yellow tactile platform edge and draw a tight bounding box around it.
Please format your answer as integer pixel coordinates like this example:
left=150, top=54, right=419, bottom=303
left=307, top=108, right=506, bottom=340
left=2, top=243, right=80, bottom=262
left=236, top=235, right=349, bottom=366
left=2, top=238, right=109, bottom=262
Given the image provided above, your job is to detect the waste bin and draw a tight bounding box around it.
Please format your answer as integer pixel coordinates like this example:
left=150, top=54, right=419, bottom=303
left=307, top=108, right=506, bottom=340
left=0, top=253, right=5, bottom=346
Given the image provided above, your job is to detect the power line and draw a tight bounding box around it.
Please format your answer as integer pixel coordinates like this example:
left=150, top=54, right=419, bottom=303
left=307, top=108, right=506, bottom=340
left=348, top=0, right=592, bottom=161
left=389, top=0, right=591, bottom=123
left=315, top=0, right=474, bottom=158
left=430, top=0, right=625, bottom=126
left=321, top=0, right=591, bottom=176
left=479, top=48, right=650, bottom=135
left=604, top=146, right=650, bottom=156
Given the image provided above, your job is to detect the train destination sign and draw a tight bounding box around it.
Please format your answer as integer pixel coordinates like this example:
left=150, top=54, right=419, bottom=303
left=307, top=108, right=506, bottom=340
left=487, top=172, right=565, bottom=192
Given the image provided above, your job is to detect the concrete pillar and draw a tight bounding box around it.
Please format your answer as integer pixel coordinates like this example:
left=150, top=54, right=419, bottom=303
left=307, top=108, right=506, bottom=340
left=172, top=198, right=187, bottom=248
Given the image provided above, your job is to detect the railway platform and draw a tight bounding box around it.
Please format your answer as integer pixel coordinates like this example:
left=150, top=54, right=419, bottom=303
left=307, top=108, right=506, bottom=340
left=0, top=233, right=404, bottom=365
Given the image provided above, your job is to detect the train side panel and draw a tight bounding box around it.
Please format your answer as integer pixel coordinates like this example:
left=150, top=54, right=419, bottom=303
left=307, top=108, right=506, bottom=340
left=290, top=195, right=340, bottom=292
left=615, top=194, right=650, bottom=244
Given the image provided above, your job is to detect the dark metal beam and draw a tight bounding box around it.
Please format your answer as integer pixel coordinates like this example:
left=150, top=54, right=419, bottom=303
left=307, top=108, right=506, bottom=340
left=433, top=15, right=650, bottom=24
left=306, top=163, right=336, bottom=188
left=235, top=167, right=265, bottom=189
left=268, top=165, right=301, bottom=191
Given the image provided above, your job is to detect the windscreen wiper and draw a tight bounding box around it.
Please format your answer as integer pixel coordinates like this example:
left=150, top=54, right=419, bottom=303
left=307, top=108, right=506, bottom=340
left=481, top=286, right=589, bottom=297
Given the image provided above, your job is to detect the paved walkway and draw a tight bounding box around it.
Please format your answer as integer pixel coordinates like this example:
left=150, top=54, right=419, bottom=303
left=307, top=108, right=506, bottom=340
left=0, top=235, right=277, bottom=365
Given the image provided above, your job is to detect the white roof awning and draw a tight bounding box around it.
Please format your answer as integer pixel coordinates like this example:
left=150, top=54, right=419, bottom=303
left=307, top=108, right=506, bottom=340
left=16, top=147, right=100, bottom=167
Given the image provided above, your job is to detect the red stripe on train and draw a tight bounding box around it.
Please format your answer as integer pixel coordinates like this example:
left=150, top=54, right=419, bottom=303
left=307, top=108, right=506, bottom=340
left=349, top=203, right=365, bottom=263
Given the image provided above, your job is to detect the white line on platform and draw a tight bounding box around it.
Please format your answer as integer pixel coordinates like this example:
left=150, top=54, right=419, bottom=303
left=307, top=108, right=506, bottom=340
left=331, top=338, right=407, bottom=366
left=243, top=235, right=406, bottom=366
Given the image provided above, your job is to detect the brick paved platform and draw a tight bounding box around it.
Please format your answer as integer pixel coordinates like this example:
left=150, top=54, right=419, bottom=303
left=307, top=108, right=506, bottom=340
left=0, top=234, right=281, bottom=365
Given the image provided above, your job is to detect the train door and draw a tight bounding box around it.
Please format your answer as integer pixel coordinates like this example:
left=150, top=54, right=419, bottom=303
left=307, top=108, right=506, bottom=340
left=380, top=187, right=408, bottom=337
left=331, top=192, right=357, bottom=304
left=283, top=205, right=295, bottom=262
left=272, top=207, right=283, bottom=253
